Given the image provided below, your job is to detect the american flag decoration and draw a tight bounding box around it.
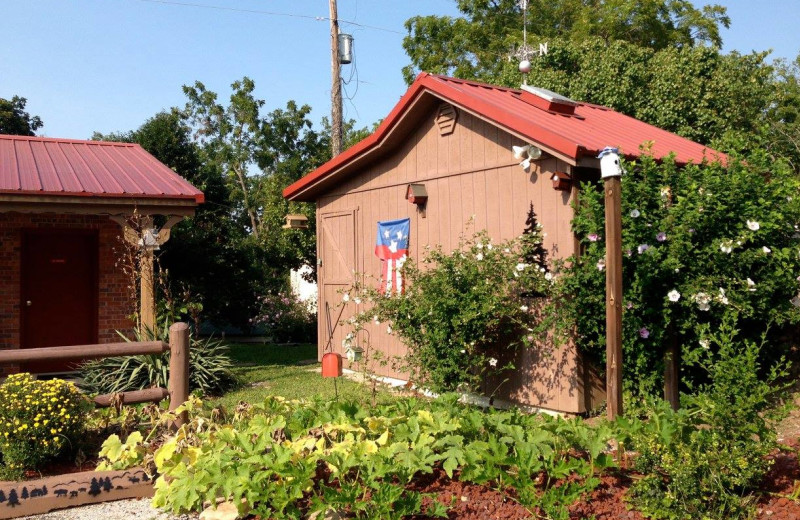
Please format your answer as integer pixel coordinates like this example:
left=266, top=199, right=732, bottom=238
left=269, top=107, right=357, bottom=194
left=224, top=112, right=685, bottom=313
left=375, top=218, right=410, bottom=295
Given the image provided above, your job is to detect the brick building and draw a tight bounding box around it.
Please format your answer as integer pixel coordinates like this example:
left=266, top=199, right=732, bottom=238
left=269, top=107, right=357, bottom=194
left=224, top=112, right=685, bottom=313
left=0, top=135, right=203, bottom=374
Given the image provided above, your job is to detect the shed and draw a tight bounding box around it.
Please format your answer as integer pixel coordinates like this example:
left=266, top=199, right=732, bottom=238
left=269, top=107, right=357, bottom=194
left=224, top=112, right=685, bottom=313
left=284, top=73, right=722, bottom=414
left=0, top=135, right=203, bottom=374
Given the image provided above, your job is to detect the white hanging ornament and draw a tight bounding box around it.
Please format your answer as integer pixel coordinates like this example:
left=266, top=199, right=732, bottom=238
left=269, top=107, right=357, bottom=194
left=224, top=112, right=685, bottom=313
left=519, top=59, right=531, bottom=74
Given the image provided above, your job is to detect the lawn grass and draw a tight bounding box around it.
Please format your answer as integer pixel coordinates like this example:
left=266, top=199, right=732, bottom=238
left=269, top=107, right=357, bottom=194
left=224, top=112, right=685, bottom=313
left=214, top=342, right=399, bottom=410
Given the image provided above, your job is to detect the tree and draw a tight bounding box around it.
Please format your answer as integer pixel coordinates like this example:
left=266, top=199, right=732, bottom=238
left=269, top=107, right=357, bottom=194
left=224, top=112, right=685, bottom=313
left=0, top=96, right=43, bottom=135
left=402, top=0, right=729, bottom=84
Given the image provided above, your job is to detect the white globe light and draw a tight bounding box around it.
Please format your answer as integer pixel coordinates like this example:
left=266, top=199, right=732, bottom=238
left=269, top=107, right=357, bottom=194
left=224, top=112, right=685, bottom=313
left=519, top=59, right=531, bottom=73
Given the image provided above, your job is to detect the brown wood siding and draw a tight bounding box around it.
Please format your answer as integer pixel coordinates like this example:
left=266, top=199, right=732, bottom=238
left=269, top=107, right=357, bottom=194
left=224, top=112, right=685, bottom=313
left=317, top=106, right=591, bottom=413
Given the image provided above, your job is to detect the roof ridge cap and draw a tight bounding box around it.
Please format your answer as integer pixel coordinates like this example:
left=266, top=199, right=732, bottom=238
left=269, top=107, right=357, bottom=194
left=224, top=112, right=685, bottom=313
left=0, top=135, right=137, bottom=147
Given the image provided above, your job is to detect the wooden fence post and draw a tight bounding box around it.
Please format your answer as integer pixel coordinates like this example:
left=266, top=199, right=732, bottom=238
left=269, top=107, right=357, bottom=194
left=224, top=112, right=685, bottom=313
left=168, top=322, right=190, bottom=429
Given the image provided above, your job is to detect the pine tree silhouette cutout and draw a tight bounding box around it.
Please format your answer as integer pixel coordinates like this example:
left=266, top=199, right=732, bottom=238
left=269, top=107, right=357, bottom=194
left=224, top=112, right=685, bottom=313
left=41, top=485, right=47, bottom=496
left=102, top=477, right=112, bottom=492
left=20, top=487, right=28, bottom=500
left=0, top=489, right=6, bottom=503
left=8, top=489, right=19, bottom=506
left=522, top=203, right=548, bottom=270
left=89, top=478, right=101, bottom=496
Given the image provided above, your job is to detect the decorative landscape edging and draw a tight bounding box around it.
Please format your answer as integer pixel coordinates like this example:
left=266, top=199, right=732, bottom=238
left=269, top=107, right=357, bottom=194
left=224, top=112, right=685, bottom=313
left=0, top=468, right=153, bottom=519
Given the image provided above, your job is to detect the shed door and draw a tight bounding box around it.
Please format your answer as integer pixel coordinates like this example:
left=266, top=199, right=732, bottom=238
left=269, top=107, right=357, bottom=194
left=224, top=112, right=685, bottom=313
left=319, top=210, right=358, bottom=359
left=21, top=230, right=99, bottom=373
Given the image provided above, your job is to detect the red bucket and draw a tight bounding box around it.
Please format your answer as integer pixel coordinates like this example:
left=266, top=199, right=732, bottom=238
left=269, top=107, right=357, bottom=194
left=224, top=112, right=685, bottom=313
left=321, top=352, right=343, bottom=378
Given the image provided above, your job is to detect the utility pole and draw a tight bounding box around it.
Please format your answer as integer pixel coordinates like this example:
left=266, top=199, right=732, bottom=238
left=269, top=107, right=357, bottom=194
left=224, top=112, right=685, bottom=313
left=329, top=0, right=343, bottom=157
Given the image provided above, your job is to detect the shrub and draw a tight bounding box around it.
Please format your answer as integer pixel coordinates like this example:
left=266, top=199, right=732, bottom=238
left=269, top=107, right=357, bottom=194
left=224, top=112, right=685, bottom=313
left=553, top=151, right=800, bottom=393
left=0, top=374, right=91, bottom=476
left=343, top=209, right=552, bottom=394
left=616, top=317, right=790, bottom=519
left=80, top=335, right=236, bottom=397
left=251, top=290, right=316, bottom=343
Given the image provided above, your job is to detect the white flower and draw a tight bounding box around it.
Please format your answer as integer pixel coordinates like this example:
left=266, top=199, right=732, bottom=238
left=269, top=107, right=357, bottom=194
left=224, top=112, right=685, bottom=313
left=373, top=316, right=380, bottom=325
left=342, top=293, right=350, bottom=302
left=476, top=242, right=484, bottom=249
left=720, top=241, right=733, bottom=254
left=503, top=248, right=511, bottom=253
left=791, top=295, right=800, bottom=307
left=386, top=325, right=393, bottom=335
left=747, top=278, right=756, bottom=292
left=694, top=292, right=711, bottom=311
left=596, top=259, right=605, bottom=271
left=747, top=220, right=760, bottom=231
left=762, top=246, right=771, bottom=254
left=544, top=272, right=553, bottom=281
left=718, top=288, right=729, bottom=305
left=516, top=263, right=527, bottom=272
left=487, top=244, right=493, bottom=250
left=354, top=297, right=362, bottom=305
left=668, top=290, right=681, bottom=302
left=488, top=357, right=498, bottom=367
left=520, top=305, right=529, bottom=312
left=460, top=349, right=466, bottom=354
left=699, top=339, right=710, bottom=350
left=637, top=243, right=650, bottom=254
left=539, top=266, right=546, bottom=272
left=630, top=209, right=641, bottom=218
left=476, top=253, right=484, bottom=261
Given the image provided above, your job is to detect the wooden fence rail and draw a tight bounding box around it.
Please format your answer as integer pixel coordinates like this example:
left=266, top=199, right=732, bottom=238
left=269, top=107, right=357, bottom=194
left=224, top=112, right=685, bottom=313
left=0, top=322, right=190, bottom=428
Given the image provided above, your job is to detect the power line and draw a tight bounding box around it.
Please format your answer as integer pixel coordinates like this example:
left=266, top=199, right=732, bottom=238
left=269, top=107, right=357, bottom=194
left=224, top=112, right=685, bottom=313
left=134, top=0, right=404, bottom=35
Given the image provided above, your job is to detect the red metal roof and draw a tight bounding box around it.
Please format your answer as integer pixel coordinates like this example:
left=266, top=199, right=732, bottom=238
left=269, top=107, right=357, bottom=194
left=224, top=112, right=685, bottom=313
left=284, top=73, right=725, bottom=201
left=0, top=135, right=204, bottom=203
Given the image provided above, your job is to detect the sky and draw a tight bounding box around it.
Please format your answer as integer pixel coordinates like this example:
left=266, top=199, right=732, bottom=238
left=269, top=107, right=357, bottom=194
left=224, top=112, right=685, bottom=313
left=2, top=0, right=799, bottom=141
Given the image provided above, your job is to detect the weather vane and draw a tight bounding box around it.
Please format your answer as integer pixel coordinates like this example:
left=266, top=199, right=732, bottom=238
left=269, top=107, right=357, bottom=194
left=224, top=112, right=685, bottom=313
left=510, top=0, right=548, bottom=83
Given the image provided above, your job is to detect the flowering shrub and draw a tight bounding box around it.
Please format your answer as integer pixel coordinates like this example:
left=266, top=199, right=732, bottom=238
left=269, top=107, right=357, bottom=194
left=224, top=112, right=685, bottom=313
left=0, top=373, right=91, bottom=476
left=553, top=150, right=800, bottom=392
left=344, top=209, right=553, bottom=394
left=252, top=291, right=316, bottom=343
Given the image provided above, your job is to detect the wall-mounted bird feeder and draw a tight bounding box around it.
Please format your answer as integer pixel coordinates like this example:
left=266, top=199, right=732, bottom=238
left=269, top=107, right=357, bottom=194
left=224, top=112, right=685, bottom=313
left=283, top=214, right=309, bottom=230
left=551, top=171, right=572, bottom=191
left=406, top=183, right=428, bottom=217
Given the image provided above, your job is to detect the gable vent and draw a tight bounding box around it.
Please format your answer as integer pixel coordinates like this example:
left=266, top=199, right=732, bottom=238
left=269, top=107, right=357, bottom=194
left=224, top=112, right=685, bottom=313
left=435, top=104, right=458, bottom=136
left=519, top=85, right=578, bottom=116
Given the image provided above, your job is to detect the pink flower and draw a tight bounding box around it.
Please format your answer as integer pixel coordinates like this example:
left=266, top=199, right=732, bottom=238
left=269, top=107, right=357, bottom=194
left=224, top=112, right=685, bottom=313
left=639, top=328, right=650, bottom=339
left=656, top=232, right=667, bottom=242
left=588, top=233, right=599, bottom=242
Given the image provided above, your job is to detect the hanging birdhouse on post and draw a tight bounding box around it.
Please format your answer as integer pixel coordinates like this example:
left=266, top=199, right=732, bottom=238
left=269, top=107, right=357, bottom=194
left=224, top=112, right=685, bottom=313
left=551, top=171, right=572, bottom=191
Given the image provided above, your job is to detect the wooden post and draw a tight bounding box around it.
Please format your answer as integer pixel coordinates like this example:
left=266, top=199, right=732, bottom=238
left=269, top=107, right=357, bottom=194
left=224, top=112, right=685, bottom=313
left=168, top=322, right=190, bottom=429
left=664, top=332, right=680, bottom=409
left=600, top=148, right=623, bottom=421
left=140, top=247, right=156, bottom=335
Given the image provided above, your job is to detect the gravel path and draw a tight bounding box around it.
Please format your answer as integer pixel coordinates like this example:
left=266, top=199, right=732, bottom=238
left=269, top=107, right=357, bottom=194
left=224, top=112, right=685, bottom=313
left=18, top=498, right=196, bottom=520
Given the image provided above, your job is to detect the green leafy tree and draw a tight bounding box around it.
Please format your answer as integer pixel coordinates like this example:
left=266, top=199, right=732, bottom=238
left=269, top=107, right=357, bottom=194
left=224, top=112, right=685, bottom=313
left=402, top=0, right=729, bottom=84
left=0, top=96, right=43, bottom=135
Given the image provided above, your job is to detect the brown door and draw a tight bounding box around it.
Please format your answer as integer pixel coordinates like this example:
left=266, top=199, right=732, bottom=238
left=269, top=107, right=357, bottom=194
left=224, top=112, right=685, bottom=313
left=319, top=210, right=358, bottom=359
left=21, top=230, right=99, bottom=373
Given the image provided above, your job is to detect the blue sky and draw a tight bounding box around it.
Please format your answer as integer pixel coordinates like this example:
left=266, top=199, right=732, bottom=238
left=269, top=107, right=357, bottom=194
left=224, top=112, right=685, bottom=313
left=2, top=1, right=798, bottom=140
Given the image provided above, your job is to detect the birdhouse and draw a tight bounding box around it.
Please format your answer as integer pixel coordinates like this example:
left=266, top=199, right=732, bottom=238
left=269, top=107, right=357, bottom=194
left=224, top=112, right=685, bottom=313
left=283, top=214, right=309, bottom=230
left=551, top=172, right=572, bottom=191
left=321, top=352, right=342, bottom=378
left=406, top=184, right=428, bottom=206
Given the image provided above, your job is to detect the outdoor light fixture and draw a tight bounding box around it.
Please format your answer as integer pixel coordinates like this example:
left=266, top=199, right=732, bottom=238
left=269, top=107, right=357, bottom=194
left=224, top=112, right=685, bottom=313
left=551, top=171, right=572, bottom=191
left=283, top=214, right=309, bottom=230
left=512, top=144, right=542, bottom=172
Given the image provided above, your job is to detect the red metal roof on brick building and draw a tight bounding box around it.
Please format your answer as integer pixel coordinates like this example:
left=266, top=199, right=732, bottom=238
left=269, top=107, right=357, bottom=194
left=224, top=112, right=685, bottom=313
left=0, top=135, right=204, bottom=203
left=284, top=73, right=725, bottom=201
